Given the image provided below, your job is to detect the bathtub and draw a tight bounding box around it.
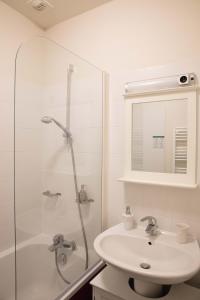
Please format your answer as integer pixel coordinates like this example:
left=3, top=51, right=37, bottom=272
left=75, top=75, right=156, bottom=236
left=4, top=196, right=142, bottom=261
left=0, top=234, right=101, bottom=300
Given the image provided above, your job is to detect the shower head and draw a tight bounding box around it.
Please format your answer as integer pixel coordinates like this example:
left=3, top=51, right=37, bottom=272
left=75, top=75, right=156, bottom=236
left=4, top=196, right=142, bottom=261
left=41, top=116, right=52, bottom=124
left=41, top=116, right=71, bottom=139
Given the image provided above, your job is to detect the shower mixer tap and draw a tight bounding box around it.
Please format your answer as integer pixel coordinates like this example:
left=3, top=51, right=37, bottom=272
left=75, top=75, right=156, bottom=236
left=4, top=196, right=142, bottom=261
left=48, top=234, right=76, bottom=252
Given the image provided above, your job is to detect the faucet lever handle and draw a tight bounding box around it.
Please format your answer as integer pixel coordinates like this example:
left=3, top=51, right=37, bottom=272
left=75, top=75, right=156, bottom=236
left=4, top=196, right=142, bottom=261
left=53, top=234, right=64, bottom=245
left=43, top=190, right=61, bottom=197
left=140, top=216, right=157, bottom=225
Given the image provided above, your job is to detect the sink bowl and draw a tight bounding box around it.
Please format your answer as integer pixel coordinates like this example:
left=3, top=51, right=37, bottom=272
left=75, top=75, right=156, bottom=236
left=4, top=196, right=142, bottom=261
left=94, top=224, right=200, bottom=285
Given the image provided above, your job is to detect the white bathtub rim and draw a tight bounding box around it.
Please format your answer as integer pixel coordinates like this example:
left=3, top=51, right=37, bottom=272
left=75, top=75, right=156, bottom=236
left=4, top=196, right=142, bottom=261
left=0, top=233, right=91, bottom=260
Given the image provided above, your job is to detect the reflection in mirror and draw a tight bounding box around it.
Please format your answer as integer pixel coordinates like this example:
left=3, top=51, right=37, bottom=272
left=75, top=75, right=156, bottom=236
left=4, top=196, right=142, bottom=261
left=131, top=99, right=187, bottom=174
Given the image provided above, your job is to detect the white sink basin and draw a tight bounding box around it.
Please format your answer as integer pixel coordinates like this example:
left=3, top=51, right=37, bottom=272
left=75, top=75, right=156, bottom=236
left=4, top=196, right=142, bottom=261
left=94, top=224, right=200, bottom=285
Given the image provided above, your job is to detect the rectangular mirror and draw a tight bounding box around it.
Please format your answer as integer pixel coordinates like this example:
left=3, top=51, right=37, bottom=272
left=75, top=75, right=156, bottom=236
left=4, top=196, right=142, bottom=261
left=131, top=99, right=188, bottom=174
left=120, top=89, right=197, bottom=188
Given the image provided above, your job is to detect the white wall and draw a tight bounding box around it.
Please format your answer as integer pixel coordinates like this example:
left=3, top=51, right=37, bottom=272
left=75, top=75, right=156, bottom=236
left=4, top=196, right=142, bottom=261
left=15, top=38, right=45, bottom=243
left=46, top=0, right=200, bottom=286
left=0, top=1, right=42, bottom=250
left=46, top=0, right=200, bottom=72
left=0, top=2, right=42, bottom=298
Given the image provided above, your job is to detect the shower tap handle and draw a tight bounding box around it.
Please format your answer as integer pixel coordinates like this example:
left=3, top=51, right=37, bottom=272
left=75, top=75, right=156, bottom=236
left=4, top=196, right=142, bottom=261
left=88, top=198, right=94, bottom=202
left=49, top=234, right=77, bottom=252
left=54, top=234, right=63, bottom=243
left=43, top=190, right=61, bottom=197
left=63, top=240, right=77, bottom=251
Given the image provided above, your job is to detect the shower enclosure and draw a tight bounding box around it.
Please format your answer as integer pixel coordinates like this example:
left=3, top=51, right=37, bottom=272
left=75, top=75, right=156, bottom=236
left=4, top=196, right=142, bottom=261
left=10, top=37, right=103, bottom=300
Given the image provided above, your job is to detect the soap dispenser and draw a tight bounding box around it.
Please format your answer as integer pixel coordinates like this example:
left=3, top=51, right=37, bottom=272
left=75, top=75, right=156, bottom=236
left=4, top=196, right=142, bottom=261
left=122, top=206, right=136, bottom=230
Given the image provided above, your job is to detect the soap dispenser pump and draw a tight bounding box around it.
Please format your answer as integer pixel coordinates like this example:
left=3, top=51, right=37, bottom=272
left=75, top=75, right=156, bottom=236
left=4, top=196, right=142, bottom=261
left=125, top=206, right=131, bottom=215
left=122, top=206, right=136, bottom=230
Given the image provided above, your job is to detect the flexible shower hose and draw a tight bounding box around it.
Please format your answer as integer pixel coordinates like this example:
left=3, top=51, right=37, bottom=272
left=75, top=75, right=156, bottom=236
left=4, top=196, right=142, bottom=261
left=69, top=138, right=89, bottom=270
left=65, top=65, right=89, bottom=270
left=55, top=249, right=70, bottom=284
left=55, top=137, right=89, bottom=284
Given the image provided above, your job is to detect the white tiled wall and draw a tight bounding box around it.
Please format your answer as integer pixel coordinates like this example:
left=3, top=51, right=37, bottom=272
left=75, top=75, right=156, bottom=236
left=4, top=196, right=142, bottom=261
left=45, top=0, right=200, bottom=286
left=46, top=0, right=200, bottom=239
left=41, top=44, right=103, bottom=255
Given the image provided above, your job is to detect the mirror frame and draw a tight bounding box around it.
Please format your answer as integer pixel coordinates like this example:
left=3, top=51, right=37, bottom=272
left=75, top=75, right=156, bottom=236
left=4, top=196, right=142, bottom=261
left=120, top=88, right=197, bottom=188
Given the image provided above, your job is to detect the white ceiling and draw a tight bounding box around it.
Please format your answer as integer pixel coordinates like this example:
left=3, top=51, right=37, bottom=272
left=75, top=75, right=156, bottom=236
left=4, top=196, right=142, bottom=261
left=1, top=0, right=112, bottom=29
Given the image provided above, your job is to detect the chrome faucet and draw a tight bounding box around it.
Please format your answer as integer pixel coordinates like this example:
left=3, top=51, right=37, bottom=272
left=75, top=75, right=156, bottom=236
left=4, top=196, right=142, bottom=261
left=140, top=216, right=158, bottom=236
left=48, top=234, right=76, bottom=252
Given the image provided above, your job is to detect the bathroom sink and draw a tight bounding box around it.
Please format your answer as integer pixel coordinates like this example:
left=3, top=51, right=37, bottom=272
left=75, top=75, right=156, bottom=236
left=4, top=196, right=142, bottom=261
left=94, top=224, right=200, bottom=285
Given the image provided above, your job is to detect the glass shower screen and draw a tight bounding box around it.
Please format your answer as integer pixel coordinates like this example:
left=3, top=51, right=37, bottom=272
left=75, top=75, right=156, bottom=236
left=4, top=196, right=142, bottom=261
left=14, top=37, right=103, bottom=300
